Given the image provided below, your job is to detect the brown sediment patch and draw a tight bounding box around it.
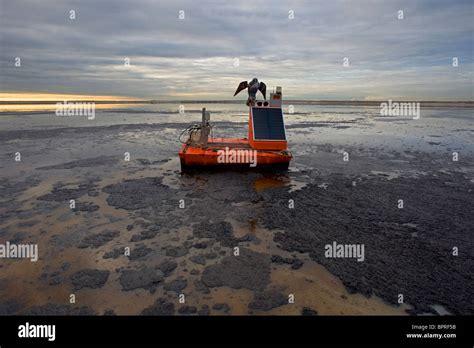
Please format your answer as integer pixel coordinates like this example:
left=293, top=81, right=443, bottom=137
left=0, top=152, right=434, bottom=316
left=1, top=224, right=168, bottom=315
left=203, top=287, right=254, bottom=315
left=267, top=261, right=409, bottom=315
left=228, top=219, right=409, bottom=315
left=16, top=176, right=60, bottom=203
left=254, top=176, right=290, bottom=192
left=0, top=246, right=96, bottom=312
left=0, top=167, right=158, bottom=314
left=260, top=171, right=474, bottom=315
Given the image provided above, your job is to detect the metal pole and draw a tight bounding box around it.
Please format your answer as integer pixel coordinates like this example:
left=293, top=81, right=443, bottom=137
left=202, top=108, right=206, bottom=126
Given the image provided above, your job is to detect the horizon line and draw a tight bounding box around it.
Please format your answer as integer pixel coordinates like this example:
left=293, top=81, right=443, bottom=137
left=1, top=99, right=473, bottom=106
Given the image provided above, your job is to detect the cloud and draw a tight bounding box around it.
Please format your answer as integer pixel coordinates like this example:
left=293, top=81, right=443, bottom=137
left=0, top=0, right=472, bottom=100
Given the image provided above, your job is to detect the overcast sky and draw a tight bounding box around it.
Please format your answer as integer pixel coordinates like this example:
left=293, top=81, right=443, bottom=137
left=0, top=0, right=473, bottom=100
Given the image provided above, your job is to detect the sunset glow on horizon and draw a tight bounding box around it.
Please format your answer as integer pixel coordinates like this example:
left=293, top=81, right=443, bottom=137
left=0, top=92, right=141, bottom=102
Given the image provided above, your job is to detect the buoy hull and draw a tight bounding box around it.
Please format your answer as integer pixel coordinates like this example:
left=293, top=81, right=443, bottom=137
left=179, top=138, right=292, bottom=172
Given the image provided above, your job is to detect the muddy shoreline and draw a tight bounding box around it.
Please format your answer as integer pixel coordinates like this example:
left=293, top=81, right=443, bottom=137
left=0, top=106, right=472, bottom=315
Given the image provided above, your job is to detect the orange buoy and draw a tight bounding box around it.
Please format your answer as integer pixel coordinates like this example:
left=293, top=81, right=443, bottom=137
left=179, top=86, right=292, bottom=171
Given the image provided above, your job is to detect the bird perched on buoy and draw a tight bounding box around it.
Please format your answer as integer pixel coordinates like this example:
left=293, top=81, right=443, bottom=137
left=234, top=78, right=267, bottom=106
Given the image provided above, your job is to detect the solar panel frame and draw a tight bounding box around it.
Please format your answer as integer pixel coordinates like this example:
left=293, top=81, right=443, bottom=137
left=251, top=107, right=287, bottom=141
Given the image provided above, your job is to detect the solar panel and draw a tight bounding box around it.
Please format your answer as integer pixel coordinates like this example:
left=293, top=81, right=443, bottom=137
left=251, top=107, right=287, bottom=141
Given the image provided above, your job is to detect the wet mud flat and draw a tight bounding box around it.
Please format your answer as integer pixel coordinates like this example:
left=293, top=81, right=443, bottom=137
left=0, top=108, right=473, bottom=315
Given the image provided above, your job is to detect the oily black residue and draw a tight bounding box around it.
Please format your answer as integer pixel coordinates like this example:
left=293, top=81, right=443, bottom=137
left=259, top=171, right=474, bottom=315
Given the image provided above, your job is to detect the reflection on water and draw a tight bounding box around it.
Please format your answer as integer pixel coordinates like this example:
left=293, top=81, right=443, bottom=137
left=0, top=103, right=139, bottom=113
left=1, top=102, right=472, bottom=158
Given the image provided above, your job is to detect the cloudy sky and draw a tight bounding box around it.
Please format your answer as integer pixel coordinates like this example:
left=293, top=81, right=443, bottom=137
left=0, top=0, right=473, bottom=100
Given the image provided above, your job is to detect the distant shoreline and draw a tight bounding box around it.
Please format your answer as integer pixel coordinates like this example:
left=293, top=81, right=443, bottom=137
left=1, top=100, right=473, bottom=107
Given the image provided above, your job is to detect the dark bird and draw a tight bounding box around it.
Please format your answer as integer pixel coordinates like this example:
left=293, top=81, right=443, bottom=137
left=234, top=78, right=267, bottom=106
